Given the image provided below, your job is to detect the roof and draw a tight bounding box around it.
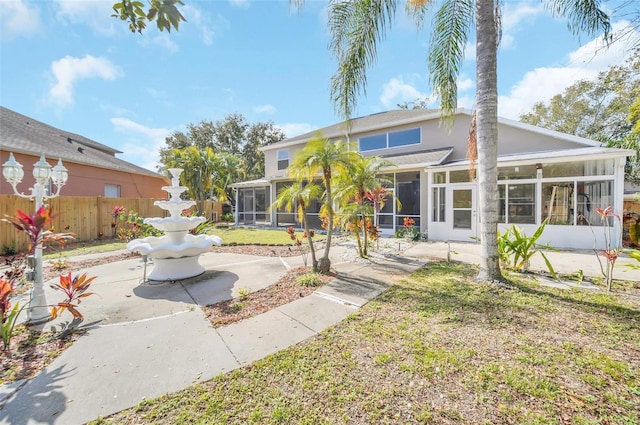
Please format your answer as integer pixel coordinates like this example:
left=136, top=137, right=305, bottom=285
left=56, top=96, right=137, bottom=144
left=230, top=178, right=271, bottom=188
left=0, top=106, right=163, bottom=178
left=380, top=147, right=453, bottom=168
left=434, top=146, right=634, bottom=169
left=263, top=108, right=602, bottom=151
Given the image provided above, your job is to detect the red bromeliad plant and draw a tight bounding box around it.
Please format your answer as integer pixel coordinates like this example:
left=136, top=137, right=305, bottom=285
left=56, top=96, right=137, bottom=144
left=593, top=206, right=622, bottom=292
left=3, top=206, right=55, bottom=255
left=50, top=272, right=97, bottom=319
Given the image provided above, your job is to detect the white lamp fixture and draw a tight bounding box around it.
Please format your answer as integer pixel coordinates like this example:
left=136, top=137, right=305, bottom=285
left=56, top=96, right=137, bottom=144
left=2, top=152, right=69, bottom=323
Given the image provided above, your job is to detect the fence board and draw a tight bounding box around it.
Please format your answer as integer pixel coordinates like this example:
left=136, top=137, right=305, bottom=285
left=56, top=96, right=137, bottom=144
left=0, top=195, right=223, bottom=252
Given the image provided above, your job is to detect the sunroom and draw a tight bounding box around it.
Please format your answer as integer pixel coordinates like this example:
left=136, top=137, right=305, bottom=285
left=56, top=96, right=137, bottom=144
left=427, top=147, right=632, bottom=249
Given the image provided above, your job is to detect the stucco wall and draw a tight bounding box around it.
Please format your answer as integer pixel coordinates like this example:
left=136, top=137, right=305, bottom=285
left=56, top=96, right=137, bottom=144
left=0, top=151, right=167, bottom=198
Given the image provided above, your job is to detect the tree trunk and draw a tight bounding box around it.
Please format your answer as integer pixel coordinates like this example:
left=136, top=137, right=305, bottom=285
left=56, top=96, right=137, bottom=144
left=475, top=0, right=503, bottom=282
left=320, top=172, right=333, bottom=273
left=303, top=213, right=318, bottom=272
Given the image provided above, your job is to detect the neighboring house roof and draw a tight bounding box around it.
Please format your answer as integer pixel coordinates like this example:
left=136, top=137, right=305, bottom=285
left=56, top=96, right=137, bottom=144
left=0, top=106, right=162, bottom=178
left=263, top=108, right=603, bottom=151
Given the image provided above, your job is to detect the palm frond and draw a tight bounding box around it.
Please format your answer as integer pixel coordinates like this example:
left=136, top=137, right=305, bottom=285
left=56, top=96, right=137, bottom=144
left=428, top=0, right=474, bottom=120
left=546, top=0, right=611, bottom=42
left=329, top=0, right=397, bottom=120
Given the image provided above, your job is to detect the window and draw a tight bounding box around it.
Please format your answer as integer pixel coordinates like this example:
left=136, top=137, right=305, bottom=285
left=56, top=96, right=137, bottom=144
left=432, top=187, right=445, bottom=222
left=542, top=182, right=574, bottom=225
left=498, top=164, right=537, bottom=180
left=358, top=127, right=421, bottom=152
left=577, top=180, right=613, bottom=226
left=359, top=134, right=387, bottom=151
left=277, top=150, right=289, bottom=170
left=499, top=184, right=536, bottom=224
left=433, top=172, right=446, bottom=184
left=104, top=184, right=120, bottom=198
left=450, top=170, right=472, bottom=183
left=388, top=128, right=420, bottom=148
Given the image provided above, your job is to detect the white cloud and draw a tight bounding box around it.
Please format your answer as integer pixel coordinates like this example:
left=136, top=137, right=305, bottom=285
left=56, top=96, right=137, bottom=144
left=463, top=41, right=475, bottom=62
left=498, top=20, right=637, bottom=119
left=229, top=0, right=249, bottom=8
left=379, top=76, right=430, bottom=109
left=55, top=0, right=116, bottom=36
left=110, top=117, right=171, bottom=171
left=254, top=104, right=276, bottom=114
left=182, top=5, right=229, bottom=46
left=48, top=55, right=122, bottom=107
left=457, top=76, right=474, bottom=92
left=277, top=123, right=316, bottom=138
left=501, top=1, right=544, bottom=33
left=139, top=33, right=180, bottom=52
left=0, top=0, right=41, bottom=40
left=147, top=88, right=167, bottom=99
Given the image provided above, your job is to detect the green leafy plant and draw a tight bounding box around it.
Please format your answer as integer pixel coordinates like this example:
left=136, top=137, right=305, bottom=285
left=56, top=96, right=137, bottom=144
left=222, top=213, right=234, bottom=223
left=497, top=219, right=557, bottom=279
left=1, top=277, right=25, bottom=350
left=396, top=217, right=420, bottom=241
left=2, top=242, right=18, bottom=257
left=50, top=272, right=97, bottom=319
left=116, top=209, right=162, bottom=241
left=297, top=272, right=323, bottom=288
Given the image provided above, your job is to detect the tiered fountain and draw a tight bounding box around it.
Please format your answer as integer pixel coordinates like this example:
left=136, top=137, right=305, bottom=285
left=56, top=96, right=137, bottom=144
left=126, top=168, right=222, bottom=281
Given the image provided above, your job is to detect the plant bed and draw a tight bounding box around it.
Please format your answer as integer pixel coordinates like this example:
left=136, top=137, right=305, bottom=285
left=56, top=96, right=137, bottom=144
left=204, top=266, right=334, bottom=327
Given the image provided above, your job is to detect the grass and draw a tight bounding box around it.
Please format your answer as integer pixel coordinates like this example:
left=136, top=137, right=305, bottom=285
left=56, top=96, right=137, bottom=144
left=42, top=239, right=126, bottom=259
left=209, top=227, right=324, bottom=246
left=37, top=227, right=322, bottom=259
left=93, top=261, right=640, bottom=424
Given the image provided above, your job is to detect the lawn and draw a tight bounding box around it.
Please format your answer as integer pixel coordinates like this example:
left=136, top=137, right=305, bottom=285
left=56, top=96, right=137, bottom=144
left=39, top=227, right=319, bottom=259
left=93, top=261, right=640, bottom=425
left=210, top=226, right=324, bottom=245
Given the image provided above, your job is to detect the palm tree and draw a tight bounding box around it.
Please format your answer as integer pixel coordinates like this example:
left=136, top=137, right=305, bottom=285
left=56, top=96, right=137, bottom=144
left=334, top=155, right=395, bottom=257
left=272, top=181, right=323, bottom=271
left=164, top=146, right=218, bottom=213
left=290, top=135, right=359, bottom=273
left=211, top=153, right=246, bottom=204
left=300, top=0, right=610, bottom=282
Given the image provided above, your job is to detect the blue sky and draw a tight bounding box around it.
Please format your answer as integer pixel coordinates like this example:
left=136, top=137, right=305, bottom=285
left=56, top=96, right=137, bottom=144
left=1, top=0, right=637, bottom=171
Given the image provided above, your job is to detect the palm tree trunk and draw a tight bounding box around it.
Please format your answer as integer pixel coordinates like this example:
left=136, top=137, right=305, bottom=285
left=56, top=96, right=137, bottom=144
left=319, top=173, right=333, bottom=273
left=475, top=0, right=503, bottom=282
left=361, top=213, right=368, bottom=257
left=303, top=213, right=318, bottom=272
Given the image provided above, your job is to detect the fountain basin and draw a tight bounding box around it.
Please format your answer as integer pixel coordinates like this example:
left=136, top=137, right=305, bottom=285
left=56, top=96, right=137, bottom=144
left=127, top=234, right=222, bottom=280
left=126, top=234, right=222, bottom=259
left=143, top=216, right=206, bottom=232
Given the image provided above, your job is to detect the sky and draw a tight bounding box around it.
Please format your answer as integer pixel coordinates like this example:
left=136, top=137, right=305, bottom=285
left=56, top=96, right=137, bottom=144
left=0, top=0, right=638, bottom=172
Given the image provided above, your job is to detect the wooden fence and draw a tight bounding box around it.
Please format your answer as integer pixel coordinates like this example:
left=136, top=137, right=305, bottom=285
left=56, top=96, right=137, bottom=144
left=0, top=195, right=223, bottom=252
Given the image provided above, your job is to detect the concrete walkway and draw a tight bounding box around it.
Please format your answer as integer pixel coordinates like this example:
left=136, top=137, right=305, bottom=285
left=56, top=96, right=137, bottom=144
left=0, top=242, right=424, bottom=425
left=2, top=239, right=638, bottom=424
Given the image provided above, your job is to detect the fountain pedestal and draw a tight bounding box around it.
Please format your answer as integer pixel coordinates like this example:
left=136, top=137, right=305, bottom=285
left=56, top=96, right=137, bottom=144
left=126, top=168, right=222, bottom=281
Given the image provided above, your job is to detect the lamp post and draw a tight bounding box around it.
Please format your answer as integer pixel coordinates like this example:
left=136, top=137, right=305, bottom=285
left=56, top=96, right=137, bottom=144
left=2, top=152, right=68, bottom=323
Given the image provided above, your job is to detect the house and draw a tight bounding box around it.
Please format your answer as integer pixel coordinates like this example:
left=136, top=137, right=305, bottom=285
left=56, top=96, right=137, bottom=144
left=0, top=106, right=167, bottom=198
left=233, top=108, right=634, bottom=249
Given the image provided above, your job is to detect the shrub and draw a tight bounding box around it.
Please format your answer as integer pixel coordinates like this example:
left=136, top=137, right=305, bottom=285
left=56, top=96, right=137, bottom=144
left=297, top=272, right=323, bottom=287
